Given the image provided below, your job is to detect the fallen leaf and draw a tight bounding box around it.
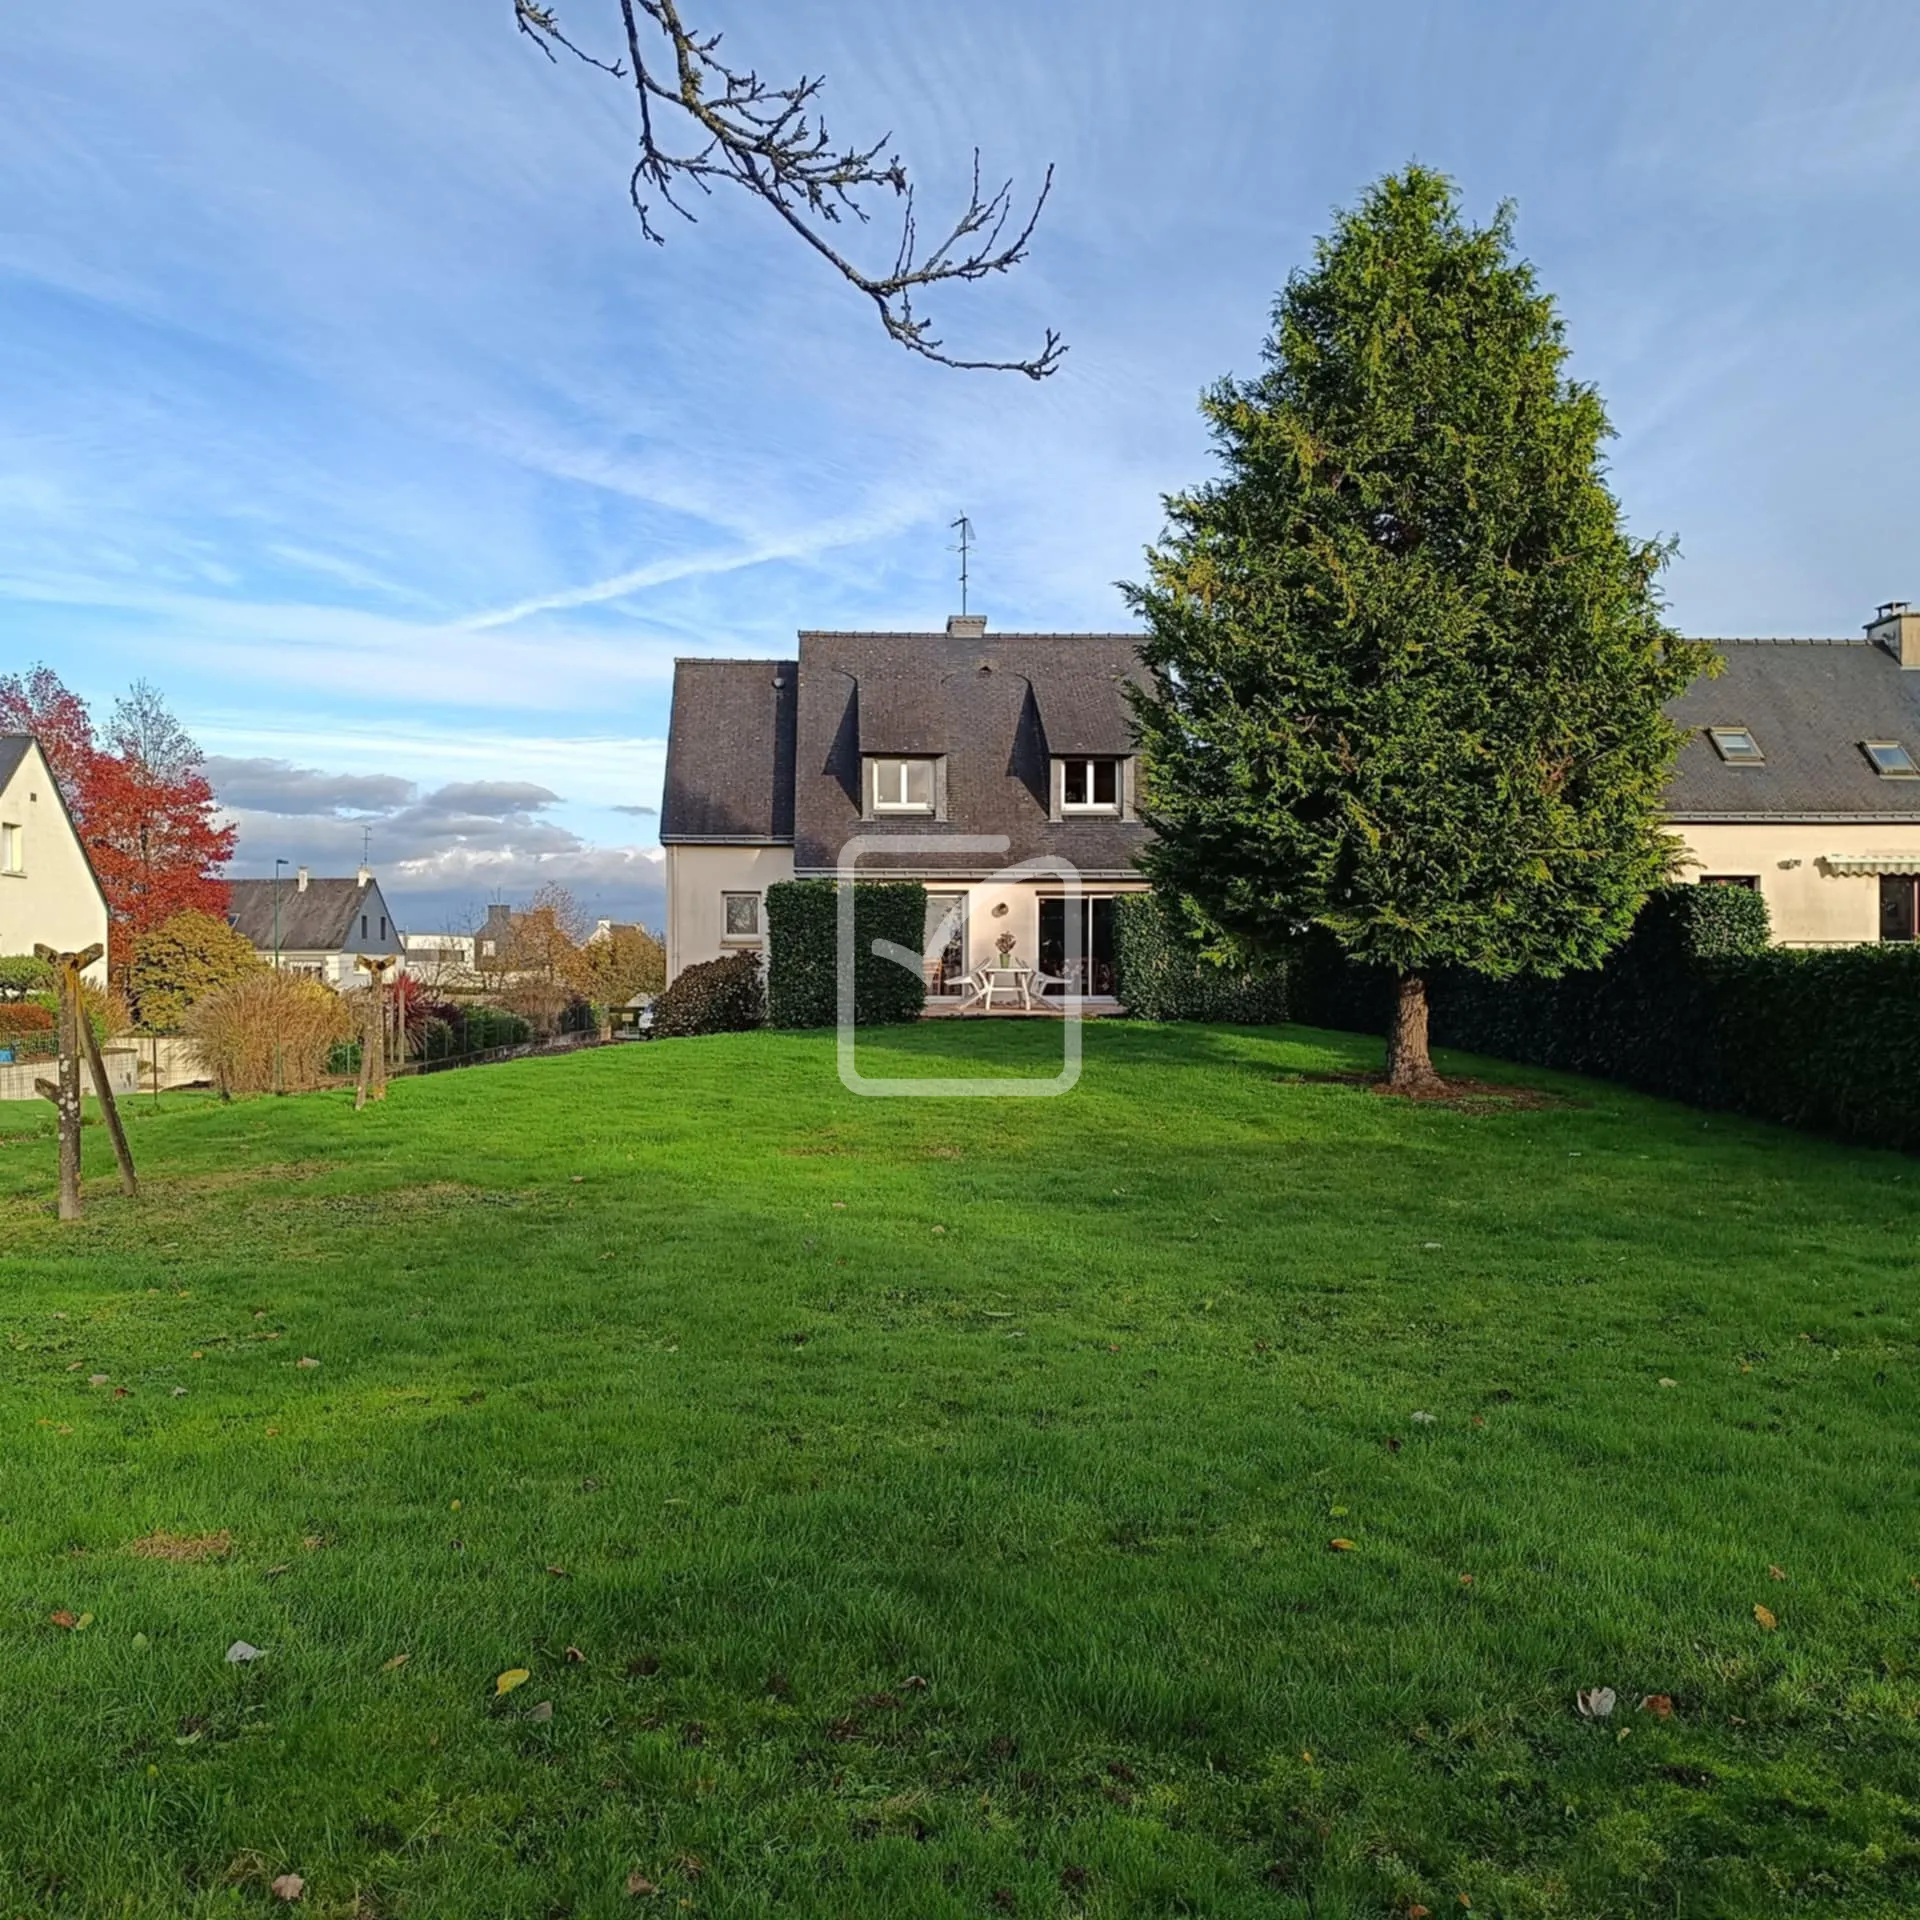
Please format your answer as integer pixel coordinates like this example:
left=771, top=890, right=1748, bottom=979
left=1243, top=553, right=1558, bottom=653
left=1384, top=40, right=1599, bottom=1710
left=49, top=1610, right=77, bottom=1630
left=65, top=1361, right=82, bottom=1372
left=528, top=1699, right=554, bottom=1723
left=902, top=1673, right=929, bottom=1690
left=1658, top=1377, right=1678, bottom=1389
left=626, top=1872, right=659, bottom=1897
left=1754, top=1604, right=1779, bottom=1632
left=1407, top=1907, right=1432, bottom=1918
left=545, top=1564, right=571, bottom=1578
left=1575, top=1687, right=1616, bottom=1719
left=1410, top=1410, right=1437, bottom=1424
left=113, top=1387, right=132, bottom=1399
left=191, top=1350, right=203, bottom=1360
left=1458, top=1573, right=1474, bottom=1586
left=295, top=1356, right=319, bottom=1369
left=564, top=1645, right=586, bottom=1663
left=495, top=1666, right=531, bottom=1695
left=226, top=1641, right=266, bottom=1663
left=1328, top=1538, right=1356, bottom=1553
left=131, top=1632, right=149, bottom=1649
left=1639, top=1693, right=1674, bottom=1718
left=171, top=1387, right=187, bottom=1397
left=449, top=1499, right=461, bottom=1512
left=381, top=1653, right=410, bottom=1672
left=88, top=1374, right=109, bottom=1386
left=74, top=1611, right=94, bottom=1631
left=263, top=1564, right=291, bottom=1579
left=1768, top=1565, right=1787, bottom=1581
left=269, top=1872, right=305, bottom=1902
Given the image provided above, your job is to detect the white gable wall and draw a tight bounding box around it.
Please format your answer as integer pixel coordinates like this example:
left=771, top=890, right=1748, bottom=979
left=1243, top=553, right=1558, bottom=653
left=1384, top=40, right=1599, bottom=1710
left=0, top=741, right=109, bottom=986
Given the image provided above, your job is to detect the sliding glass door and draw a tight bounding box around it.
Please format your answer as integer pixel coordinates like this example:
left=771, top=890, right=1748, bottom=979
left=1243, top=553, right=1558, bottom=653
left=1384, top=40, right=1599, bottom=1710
left=1037, top=896, right=1117, bottom=995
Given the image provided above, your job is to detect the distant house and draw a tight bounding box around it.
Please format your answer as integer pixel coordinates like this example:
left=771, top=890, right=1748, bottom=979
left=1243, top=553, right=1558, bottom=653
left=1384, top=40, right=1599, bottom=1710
left=226, top=865, right=400, bottom=986
left=0, top=735, right=109, bottom=986
left=661, top=616, right=1151, bottom=995
left=1667, top=602, right=1920, bottom=944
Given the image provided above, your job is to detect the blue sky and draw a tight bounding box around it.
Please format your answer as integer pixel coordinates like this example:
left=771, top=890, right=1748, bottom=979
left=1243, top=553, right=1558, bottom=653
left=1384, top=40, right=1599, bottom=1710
left=4, top=1, right=1916, bottom=932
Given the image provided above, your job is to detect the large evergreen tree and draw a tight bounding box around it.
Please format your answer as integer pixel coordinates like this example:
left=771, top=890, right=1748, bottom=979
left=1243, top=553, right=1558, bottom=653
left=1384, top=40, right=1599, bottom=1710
left=1127, top=167, right=1713, bottom=1090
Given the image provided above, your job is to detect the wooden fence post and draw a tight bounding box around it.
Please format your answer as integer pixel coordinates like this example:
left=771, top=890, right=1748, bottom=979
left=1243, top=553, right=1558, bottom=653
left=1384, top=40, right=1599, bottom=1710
left=31, top=942, right=112, bottom=1221
left=354, top=955, right=397, bottom=1109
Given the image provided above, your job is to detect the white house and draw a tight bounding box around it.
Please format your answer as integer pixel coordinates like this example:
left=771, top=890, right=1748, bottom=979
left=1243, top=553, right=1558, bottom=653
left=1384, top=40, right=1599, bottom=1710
left=225, top=866, right=401, bottom=986
left=0, top=736, right=109, bottom=986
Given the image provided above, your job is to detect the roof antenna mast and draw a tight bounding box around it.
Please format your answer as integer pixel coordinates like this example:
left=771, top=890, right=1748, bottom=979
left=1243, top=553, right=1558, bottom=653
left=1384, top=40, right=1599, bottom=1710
left=950, top=514, right=974, bottom=617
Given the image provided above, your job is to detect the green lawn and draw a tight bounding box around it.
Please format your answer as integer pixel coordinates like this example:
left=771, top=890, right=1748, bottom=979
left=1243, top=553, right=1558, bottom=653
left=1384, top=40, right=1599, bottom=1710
left=2, top=1023, right=1917, bottom=1918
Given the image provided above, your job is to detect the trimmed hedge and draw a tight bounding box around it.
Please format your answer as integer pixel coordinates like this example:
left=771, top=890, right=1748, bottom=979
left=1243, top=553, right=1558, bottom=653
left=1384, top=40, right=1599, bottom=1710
left=765, top=880, right=928, bottom=1029
left=653, top=952, right=766, bottom=1038
left=1289, top=882, right=1920, bottom=1151
left=0, top=955, right=53, bottom=1000
left=1112, top=893, right=1289, bottom=1023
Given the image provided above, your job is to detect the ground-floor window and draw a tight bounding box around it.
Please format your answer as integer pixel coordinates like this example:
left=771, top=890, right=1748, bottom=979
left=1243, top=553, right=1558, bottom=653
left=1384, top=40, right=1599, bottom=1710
left=722, top=891, right=762, bottom=941
left=1038, top=896, right=1118, bottom=995
left=1880, top=874, right=1918, bottom=942
left=926, top=892, right=967, bottom=994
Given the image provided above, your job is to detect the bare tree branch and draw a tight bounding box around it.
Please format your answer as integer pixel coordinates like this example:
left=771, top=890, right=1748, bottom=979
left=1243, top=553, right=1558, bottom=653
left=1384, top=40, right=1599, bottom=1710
left=513, top=0, right=1064, bottom=377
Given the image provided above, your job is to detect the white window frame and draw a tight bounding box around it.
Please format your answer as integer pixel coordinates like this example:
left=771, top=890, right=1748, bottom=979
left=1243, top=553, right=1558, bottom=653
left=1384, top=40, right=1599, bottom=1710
left=869, top=757, right=937, bottom=815
left=1059, top=757, right=1122, bottom=815
left=0, top=823, right=20, bottom=875
left=721, top=890, right=763, bottom=943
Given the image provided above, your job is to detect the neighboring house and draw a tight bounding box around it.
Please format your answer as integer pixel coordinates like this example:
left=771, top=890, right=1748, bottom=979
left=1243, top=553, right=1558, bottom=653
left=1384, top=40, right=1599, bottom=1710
left=661, top=616, right=1151, bottom=995
left=401, top=929, right=476, bottom=985
left=472, top=903, right=515, bottom=972
left=226, top=865, right=400, bottom=985
left=0, top=735, right=109, bottom=986
left=1667, top=602, right=1920, bottom=945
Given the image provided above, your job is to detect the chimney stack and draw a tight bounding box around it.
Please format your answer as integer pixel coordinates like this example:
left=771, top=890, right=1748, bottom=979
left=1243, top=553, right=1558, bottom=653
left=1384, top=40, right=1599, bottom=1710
left=1868, top=600, right=1920, bottom=668
left=946, top=613, right=987, bottom=640
left=356, top=863, right=371, bottom=887
left=296, top=865, right=309, bottom=893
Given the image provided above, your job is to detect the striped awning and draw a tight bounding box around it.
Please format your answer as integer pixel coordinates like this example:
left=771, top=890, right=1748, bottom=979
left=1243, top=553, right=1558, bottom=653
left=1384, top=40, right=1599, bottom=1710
left=1823, top=853, right=1920, bottom=875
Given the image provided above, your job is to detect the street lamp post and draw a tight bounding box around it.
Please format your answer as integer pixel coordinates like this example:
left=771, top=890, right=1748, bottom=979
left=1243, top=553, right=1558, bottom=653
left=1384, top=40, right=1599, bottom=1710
left=273, top=858, right=288, bottom=971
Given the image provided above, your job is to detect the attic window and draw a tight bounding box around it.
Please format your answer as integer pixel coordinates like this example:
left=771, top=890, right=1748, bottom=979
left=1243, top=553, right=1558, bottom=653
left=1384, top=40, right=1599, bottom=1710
left=1862, top=741, right=1919, bottom=777
left=1707, top=727, right=1764, bottom=764
left=870, top=757, right=935, bottom=814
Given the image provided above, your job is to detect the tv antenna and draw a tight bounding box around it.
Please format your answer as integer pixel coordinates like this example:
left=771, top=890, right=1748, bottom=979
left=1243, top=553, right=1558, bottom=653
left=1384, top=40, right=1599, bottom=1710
left=950, top=514, right=975, bottom=616
left=362, top=824, right=373, bottom=865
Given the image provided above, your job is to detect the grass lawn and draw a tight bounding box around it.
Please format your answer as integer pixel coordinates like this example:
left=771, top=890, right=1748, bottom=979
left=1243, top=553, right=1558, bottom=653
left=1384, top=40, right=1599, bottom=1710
left=2, top=1022, right=1918, bottom=1919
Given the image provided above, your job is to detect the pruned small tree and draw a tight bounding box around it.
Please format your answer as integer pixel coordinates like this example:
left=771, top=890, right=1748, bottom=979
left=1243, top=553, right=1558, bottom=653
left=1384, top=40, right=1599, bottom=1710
left=512, top=0, right=1061, bottom=376
left=1127, top=167, right=1714, bottom=1091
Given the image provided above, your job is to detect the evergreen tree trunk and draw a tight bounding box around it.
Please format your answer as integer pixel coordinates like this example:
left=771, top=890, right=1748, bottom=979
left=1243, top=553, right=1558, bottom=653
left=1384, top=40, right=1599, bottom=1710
left=1384, top=971, right=1442, bottom=1093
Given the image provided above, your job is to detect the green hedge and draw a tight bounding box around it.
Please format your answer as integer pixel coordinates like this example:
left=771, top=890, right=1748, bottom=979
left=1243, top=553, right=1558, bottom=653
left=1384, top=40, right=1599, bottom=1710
left=765, top=880, right=927, bottom=1029
left=1112, top=893, right=1289, bottom=1023
left=0, top=955, right=53, bottom=1001
left=652, top=952, right=766, bottom=1038
left=1289, top=883, right=1920, bottom=1151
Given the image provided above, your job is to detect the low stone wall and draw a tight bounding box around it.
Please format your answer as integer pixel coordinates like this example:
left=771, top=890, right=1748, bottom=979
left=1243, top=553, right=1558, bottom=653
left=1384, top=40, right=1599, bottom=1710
left=0, top=1046, right=139, bottom=1102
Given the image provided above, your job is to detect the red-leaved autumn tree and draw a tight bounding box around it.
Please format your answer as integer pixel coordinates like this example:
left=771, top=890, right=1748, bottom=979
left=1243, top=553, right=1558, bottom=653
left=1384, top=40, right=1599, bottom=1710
left=0, top=667, right=234, bottom=980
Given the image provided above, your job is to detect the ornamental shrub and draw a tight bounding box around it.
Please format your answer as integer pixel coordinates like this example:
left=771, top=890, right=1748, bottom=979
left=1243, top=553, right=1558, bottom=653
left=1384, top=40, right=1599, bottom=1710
left=764, top=880, right=927, bottom=1029
left=0, top=955, right=53, bottom=1000
left=183, top=971, right=356, bottom=1094
left=129, top=909, right=263, bottom=1031
left=1112, top=893, right=1288, bottom=1023
left=652, top=952, right=766, bottom=1038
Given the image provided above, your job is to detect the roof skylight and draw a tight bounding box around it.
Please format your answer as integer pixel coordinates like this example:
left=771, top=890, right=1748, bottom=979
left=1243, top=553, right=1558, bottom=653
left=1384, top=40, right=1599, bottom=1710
left=1862, top=740, right=1919, bottom=777
left=1707, top=727, right=1765, bottom=764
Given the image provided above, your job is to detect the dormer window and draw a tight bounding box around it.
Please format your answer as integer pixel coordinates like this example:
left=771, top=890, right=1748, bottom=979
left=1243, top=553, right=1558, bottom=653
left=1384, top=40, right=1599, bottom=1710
left=1060, top=758, right=1121, bottom=813
left=1707, top=727, right=1764, bottom=764
left=870, top=757, right=935, bottom=814
left=1863, top=740, right=1918, bottom=777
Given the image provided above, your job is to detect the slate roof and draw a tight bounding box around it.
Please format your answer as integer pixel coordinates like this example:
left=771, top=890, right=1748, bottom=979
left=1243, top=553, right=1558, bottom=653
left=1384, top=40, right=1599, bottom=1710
left=1666, top=638, right=1920, bottom=820
left=227, top=877, right=385, bottom=951
left=0, top=736, right=32, bottom=788
left=792, top=631, right=1152, bottom=877
left=660, top=659, right=798, bottom=841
